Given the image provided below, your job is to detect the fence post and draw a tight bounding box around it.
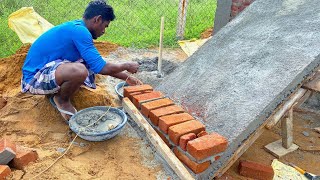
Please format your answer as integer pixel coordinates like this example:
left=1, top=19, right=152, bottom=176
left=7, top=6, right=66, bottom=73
left=176, top=0, right=189, bottom=40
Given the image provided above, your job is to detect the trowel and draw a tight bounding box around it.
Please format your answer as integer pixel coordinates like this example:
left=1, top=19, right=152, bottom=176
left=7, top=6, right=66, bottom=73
left=289, top=163, right=320, bottom=180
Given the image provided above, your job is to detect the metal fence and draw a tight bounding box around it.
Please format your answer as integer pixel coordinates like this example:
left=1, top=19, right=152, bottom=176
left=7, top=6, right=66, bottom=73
left=0, top=0, right=216, bottom=58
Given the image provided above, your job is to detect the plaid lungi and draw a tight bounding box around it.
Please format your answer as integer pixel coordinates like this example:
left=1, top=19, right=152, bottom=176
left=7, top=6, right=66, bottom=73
left=21, top=59, right=96, bottom=95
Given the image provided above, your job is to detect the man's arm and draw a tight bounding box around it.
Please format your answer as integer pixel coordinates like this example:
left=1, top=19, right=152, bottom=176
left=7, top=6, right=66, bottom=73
left=99, top=62, right=142, bottom=85
left=111, top=72, right=142, bottom=85
left=99, top=61, right=139, bottom=75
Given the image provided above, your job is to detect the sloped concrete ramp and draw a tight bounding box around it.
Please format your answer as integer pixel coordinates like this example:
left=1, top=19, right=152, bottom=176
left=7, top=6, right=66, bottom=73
left=157, top=0, right=320, bottom=178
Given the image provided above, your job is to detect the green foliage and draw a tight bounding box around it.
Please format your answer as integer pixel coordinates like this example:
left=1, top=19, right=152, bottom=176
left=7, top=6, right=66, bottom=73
left=0, top=0, right=217, bottom=58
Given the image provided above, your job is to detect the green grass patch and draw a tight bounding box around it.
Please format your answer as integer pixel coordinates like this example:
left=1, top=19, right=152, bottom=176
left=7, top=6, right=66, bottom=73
left=0, top=0, right=217, bottom=58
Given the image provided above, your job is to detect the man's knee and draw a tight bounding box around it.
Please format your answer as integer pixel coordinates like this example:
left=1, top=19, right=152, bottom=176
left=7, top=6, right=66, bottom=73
left=56, top=63, right=88, bottom=84
left=71, top=63, right=88, bottom=81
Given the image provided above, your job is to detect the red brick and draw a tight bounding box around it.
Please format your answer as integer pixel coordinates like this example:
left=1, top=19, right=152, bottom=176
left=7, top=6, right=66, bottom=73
left=159, top=113, right=194, bottom=134
left=123, top=84, right=153, bottom=98
left=197, top=131, right=208, bottom=137
left=155, top=128, right=171, bottom=148
left=231, top=5, right=239, bottom=11
left=239, top=6, right=246, bottom=12
left=141, top=98, right=174, bottom=117
left=132, top=91, right=163, bottom=108
left=9, top=147, right=38, bottom=170
left=173, top=148, right=210, bottom=174
left=243, top=0, right=253, bottom=6
left=187, top=133, right=228, bottom=161
left=128, top=91, right=152, bottom=101
left=168, top=120, right=205, bottom=145
left=179, top=133, right=196, bottom=151
left=149, top=105, right=185, bottom=126
left=0, top=165, right=11, bottom=179
left=239, top=160, right=274, bottom=180
left=0, top=139, right=16, bottom=165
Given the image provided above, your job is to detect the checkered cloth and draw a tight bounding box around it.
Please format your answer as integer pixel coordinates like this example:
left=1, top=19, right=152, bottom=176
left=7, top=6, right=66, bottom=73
left=22, top=59, right=96, bottom=95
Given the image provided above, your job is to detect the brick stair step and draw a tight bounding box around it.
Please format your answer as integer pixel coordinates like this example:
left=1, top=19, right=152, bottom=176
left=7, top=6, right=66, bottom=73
left=132, top=91, right=163, bottom=108
left=123, top=84, right=153, bottom=98
left=141, top=98, right=174, bottom=117
left=149, top=105, right=185, bottom=126
left=173, top=148, right=210, bottom=174
left=168, top=120, right=205, bottom=145
left=158, top=113, right=194, bottom=134
left=187, top=133, right=228, bottom=161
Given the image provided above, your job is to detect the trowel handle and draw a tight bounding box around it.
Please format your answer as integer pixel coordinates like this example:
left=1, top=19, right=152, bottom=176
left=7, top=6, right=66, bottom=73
left=289, top=163, right=306, bottom=174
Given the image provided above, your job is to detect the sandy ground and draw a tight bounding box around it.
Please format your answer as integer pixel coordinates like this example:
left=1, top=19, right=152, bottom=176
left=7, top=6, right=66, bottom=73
left=0, top=43, right=182, bottom=180
left=0, top=40, right=319, bottom=180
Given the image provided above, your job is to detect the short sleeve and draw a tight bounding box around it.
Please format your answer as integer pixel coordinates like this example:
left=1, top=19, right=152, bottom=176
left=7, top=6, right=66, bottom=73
left=71, top=25, right=106, bottom=74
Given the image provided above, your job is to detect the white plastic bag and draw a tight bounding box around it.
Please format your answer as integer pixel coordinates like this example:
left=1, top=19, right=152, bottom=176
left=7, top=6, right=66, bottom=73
left=8, top=7, right=54, bottom=44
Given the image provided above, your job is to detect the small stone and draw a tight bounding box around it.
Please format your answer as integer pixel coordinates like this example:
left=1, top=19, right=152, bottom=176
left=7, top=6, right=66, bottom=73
left=56, top=148, right=66, bottom=153
left=79, top=143, right=86, bottom=147
left=302, top=131, right=309, bottom=137
left=72, top=142, right=79, bottom=146
left=108, top=124, right=115, bottom=130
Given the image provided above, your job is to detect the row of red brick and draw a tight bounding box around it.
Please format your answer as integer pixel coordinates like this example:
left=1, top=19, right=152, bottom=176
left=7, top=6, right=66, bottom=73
left=0, top=139, right=38, bottom=179
left=124, top=84, right=228, bottom=174
left=231, top=0, right=254, bottom=18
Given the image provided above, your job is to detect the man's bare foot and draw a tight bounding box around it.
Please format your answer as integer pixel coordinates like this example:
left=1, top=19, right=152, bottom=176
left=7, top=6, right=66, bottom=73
left=53, top=95, right=77, bottom=121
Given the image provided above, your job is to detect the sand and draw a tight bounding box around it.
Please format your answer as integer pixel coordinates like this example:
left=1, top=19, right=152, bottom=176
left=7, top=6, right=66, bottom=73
left=0, top=42, right=165, bottom=179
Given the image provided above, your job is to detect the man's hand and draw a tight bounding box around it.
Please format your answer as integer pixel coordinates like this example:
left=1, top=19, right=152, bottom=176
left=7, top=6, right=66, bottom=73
left=125, top=62, right=139, bottom=74
left=126, top=76, right=143, bottom=86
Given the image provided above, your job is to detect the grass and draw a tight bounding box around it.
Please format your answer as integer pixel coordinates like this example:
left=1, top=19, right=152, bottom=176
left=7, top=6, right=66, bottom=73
left=0, top=0, right=217, bottom=58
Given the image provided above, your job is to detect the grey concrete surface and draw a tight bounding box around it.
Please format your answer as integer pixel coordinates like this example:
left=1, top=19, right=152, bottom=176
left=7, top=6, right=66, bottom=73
left=213, top=0, right=232, bottom=35
left=157, top=0, right=320, bottom=178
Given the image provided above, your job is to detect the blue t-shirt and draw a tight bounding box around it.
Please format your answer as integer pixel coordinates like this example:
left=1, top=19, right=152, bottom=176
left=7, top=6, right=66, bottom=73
left=22, top=20, right=106, bottom=83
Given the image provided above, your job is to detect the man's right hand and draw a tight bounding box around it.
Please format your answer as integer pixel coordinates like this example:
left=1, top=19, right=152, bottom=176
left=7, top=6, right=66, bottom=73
left=125, top=62, right=139, bottom=74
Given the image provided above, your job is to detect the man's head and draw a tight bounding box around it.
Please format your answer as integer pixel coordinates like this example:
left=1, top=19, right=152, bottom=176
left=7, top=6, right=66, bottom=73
left=83, top=0, right=115, bottom=39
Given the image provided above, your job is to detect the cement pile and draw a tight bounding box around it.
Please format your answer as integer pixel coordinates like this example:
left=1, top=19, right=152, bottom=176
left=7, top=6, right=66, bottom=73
left=157, top=0, right=320, bottom=178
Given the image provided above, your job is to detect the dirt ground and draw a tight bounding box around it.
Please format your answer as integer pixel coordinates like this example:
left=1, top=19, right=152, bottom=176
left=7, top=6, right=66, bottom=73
left=0, top=42, right=173, bottom=179
left=222, top=112, right=320, bottom=179
left=1, top=40, right=319, bottom=179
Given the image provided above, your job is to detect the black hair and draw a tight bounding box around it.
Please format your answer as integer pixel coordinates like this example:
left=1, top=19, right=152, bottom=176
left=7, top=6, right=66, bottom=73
left=83, top=0, right=115, bottom=21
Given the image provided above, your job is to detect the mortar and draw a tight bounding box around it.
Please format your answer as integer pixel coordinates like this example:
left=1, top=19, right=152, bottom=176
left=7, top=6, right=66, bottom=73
left=69, top=106, right=127, bottom=141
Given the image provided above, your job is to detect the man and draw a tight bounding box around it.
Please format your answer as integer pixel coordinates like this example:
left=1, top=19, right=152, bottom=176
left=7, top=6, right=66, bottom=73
left=21, top=0, right=142, bottom=121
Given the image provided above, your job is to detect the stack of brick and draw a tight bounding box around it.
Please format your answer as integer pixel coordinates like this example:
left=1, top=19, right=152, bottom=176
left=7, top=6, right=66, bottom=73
left=124, top=84, right=228, bottom=174
left=231, top=0, right=254, bottom=19
left=0, top=138, right=39, bottom=179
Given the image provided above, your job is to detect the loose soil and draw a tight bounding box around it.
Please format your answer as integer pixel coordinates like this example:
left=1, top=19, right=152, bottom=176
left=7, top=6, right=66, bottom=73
left=0, top=42, right=169, bottom=179
left=201, top=28, right=213, bottom=39
left=1, top=41, right=319, bottom=179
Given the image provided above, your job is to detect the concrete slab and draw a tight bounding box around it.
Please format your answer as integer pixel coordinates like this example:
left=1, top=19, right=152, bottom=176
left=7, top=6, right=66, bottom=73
left=264, top=140, right=299, bottom=158
left=157, top=0, right=320, bottom=178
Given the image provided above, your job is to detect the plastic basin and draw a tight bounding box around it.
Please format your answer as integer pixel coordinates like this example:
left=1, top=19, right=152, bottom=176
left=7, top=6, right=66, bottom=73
left=115, top=81, right=129, bottom=99
left=69, top=106, right=127, bottom=141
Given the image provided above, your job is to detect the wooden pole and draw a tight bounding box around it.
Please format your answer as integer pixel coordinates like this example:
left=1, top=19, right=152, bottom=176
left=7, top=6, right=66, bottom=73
left=122, top=98, right=194, bottom=180
left=158, top=16, right=165, bottom=78
left=176, top=0, right=189, bottom=40
left=266, top=88, right=307, bottom=129
left=282, top=107, right=293, bottom=148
